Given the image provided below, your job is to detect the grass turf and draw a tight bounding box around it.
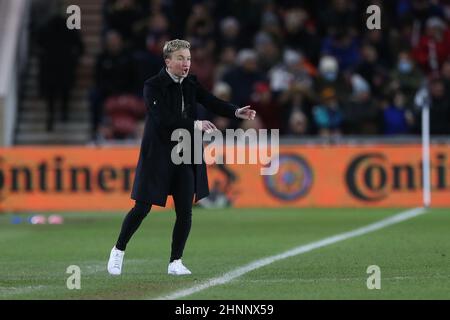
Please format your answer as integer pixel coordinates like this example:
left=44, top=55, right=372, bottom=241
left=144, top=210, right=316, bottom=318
left=0, top=208, right=448, bottom=300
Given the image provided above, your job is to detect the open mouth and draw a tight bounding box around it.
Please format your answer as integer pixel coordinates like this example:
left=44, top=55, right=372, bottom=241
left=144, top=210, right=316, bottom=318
left=183, top=68, right=189, bottom=74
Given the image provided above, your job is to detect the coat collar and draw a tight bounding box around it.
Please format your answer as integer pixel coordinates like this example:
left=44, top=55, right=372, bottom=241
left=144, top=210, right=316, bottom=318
left=166, top=68, right=185, bottom=83
left=158, top=68, right=195, bottom=87
left=159, top=68, right=174, bottom=87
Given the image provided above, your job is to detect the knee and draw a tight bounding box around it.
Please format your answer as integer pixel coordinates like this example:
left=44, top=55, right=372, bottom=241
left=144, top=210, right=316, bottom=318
left=133, top=201, right=152, bottom=218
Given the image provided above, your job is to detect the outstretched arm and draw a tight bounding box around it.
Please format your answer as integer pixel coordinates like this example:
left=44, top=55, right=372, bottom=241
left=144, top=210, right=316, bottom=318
left=195, top=78, right=256, bottom=120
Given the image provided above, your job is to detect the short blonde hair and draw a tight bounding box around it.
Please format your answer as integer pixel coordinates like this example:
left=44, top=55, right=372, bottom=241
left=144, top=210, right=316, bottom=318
left=163, top=39, right=191, bottom=59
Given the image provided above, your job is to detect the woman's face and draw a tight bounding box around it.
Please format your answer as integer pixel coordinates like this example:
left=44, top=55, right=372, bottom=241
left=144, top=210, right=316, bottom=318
left=166, top=48, right=191, bottom=77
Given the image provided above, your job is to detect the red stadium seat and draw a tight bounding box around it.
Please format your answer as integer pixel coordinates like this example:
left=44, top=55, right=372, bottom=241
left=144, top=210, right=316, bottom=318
left=103, top=95, right=145, bottom=138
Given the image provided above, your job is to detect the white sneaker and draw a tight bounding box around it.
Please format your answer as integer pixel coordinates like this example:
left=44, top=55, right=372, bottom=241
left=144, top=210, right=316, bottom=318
left=107, top=246, right=125, bottom=276
left=168, top=259, right=192, bottom=275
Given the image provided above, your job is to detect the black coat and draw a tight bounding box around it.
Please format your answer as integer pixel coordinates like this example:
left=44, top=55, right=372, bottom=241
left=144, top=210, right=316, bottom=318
left=131, top=68, right=239, bottom=206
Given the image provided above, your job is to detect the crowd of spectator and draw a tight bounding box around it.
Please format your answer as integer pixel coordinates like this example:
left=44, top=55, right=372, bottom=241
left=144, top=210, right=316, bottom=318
left=88, top=0, right=450, bottom=141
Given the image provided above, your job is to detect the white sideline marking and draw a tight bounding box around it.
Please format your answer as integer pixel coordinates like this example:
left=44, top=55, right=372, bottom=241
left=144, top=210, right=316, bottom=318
left=0, top=259, right=151, bottom=298
left=0, top=285, right=50, bottom=297
left=154, top=207, right=426, bottom=300
left=241, top=274, right=450, bottom=283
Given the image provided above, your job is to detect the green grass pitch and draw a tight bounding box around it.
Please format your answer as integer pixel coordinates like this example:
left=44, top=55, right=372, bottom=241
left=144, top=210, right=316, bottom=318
left=0, top=208, right=449, bottom=300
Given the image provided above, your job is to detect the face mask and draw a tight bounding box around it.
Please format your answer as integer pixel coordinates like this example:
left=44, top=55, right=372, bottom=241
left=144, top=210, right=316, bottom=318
left=398, top=60, right=412, bottom=73
left=323, top=71, right=337, bottom=81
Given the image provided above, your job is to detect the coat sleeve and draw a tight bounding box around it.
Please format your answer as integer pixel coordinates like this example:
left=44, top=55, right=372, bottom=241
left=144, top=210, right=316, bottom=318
left=194, top=77, right=239, bottom=118
left=144, top=81, right=195, bottom=136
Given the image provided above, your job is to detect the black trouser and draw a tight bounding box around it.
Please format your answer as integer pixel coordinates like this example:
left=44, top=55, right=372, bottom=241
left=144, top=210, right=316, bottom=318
left=45, top=89, right=70, bottom=131
left=115, top=164, right=195, bottom=262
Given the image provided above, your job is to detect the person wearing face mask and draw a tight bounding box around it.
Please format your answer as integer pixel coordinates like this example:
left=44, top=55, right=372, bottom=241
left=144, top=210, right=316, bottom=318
left=106, top=39, right=256, bottom=276
left=314, top=55, right=352, bottom=104
left=390, top=50, right=423, bottom=108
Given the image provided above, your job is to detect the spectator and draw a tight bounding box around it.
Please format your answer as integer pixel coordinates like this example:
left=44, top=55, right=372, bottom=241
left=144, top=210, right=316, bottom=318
left=406, top=0, right=445, bottom=32
left=214, top=46, right=237, bottom=82
left=217, top=17, right=244, bottom=52
left=283, top=7, right=321, bottom=65
left=189, top=40, right=216, bottom=91
left=37, top=12, right=84, bottom=131
left=133, top=13, right=170, bottom=52
left=321, top=28, right=361, bottom=72
left=314, top=55, right=352, bottom=103
left=413, top=16, right=450, bottom=73
left=222, top=49, right=265, bottom=107
left=90, top=30, right=136, bottom=139
left=363, top=29, right=394, bottom=68
left=342, top=74, right=380, bottom=135
left=269, top=49, right=314, bottom=94
left=389, top=15, right=418, bottom=57
left=286, top=108, right=309, bottom=136
left=313, top=87, right=344, bottom=138
left=212, top=0, right=263, bottom=46
left=260, top=4, right=284, bottom=43
left=186, top=3, right=216, bottom=55
left=132, top=33, right=167, bottom=95
left=254, top=32, right=281, bottom=72
left=279, top=81, right=315, bottom=135
left=389, top=50, right=424, bottom=107
left=104, top=0, right=144, bottom=47
left=209, top=82, right=237, bottom=132
left=318, top=0, right=359, bottom=37
left=382, top=91, right=415, bottom=134
left=250, top=82, right=281, bottom=129
left=356, top=44, right=390, bottom=98
left=427, top=76, right=450, bottom=135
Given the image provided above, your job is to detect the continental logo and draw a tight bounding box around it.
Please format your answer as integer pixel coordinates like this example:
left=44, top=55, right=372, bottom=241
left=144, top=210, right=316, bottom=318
left=346, top=152, right=448, bottom=201
left=0, top=156, right=135, bottom=198
left=263, top=154, right=313, bottom=201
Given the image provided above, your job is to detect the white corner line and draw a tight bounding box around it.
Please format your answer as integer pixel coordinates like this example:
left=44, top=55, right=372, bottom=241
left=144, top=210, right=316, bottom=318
left=152, top=207, right=427, bottom=300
